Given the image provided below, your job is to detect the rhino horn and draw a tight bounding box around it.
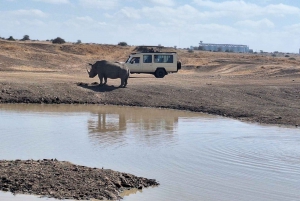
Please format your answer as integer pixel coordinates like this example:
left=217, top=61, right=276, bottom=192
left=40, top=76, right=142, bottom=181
left=86, top=66, right=90, bottom=74
left=88, top=63, right=93, bottom=66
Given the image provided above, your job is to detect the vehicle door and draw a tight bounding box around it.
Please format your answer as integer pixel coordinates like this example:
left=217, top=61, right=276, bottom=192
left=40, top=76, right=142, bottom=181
left=142, top=54, right=153, bottom=73
left=126, top=56, right=141, bottom=73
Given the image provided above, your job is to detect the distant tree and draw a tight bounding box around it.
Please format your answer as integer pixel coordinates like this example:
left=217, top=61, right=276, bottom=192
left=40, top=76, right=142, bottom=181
left=21, top=35, right=30, bottom=41
left=7, top=36, right=15, bottom=41
left=76, top=39, right=82, bottom=44
left=52, top=37, right=66, bottom=44
left=118, top=42, right=128, bottom=46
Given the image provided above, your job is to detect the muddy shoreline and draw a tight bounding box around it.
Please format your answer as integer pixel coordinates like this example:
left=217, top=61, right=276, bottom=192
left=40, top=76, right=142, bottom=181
left=0, top=159, right=159, bottom=200
left=0, top=78, right=299, bottom=127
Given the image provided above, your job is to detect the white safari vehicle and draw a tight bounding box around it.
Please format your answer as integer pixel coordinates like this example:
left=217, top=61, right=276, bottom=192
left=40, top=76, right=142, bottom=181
left=124, top=46, right=181, bottom=78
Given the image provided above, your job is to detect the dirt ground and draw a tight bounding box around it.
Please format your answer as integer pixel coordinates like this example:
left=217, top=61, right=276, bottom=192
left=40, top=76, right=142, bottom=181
left=0, top=39, right=299, bottom=126
left=0, top=159, right=158, bottom=200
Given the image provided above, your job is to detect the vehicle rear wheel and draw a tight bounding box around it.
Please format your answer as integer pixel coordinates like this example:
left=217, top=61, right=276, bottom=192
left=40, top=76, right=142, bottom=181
left=155, top=69, right=165, bottom=78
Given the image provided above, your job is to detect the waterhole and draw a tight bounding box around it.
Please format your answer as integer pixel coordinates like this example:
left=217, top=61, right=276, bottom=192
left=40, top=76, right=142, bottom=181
left=0, top=104, right=299, bottom=201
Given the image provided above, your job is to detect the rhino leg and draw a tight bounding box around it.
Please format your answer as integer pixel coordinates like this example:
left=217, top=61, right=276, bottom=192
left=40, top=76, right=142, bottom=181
left=124, top=76, right=128, bottom=87
left=123, top=70, right=129, bottom=87
left=98, top=74, right=104, bottom=86
left=119, top=77, right=125, bottom=88
left=103, top=77, right=107, bottom=85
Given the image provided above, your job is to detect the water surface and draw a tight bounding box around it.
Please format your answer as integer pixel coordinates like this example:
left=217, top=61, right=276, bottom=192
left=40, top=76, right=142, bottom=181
left=0, top=104, right=299, bottom=201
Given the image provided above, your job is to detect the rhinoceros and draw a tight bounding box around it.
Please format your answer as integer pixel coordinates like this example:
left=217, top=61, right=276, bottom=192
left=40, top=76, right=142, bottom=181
left=86, top=60, right=130, bottom=87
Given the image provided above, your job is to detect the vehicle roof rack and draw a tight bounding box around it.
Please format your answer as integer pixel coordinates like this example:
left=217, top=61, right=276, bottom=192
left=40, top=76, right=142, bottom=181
left=137, top=45, right=165, bottom=48
left=130, top=52, right=177, bottom=54
left=134, top=45, right=176, bottom=53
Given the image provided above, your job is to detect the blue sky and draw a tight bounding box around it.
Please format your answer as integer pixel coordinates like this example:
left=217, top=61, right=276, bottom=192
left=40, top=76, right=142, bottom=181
left=1, top=0, right=300, bottom=52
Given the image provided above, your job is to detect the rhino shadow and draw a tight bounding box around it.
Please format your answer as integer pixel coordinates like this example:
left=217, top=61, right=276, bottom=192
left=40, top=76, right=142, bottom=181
left=77, top=82, right=120, bottom=92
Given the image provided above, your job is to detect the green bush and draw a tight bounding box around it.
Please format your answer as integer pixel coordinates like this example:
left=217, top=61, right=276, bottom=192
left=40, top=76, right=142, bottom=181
left=118, top=42, right=128, bottom=46
left=21, top=35, right=30, bottom=41
left=7, top=36, right=15, bottom=41
left=52, top=37, right=66, bottom=44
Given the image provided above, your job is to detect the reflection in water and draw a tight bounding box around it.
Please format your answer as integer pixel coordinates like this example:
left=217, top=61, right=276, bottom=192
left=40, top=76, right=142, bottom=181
left=88, top=107, right=179, bottom=133
left=88, top=113, right=127, bottom=133
left=87, top=107, right=181, bottom=146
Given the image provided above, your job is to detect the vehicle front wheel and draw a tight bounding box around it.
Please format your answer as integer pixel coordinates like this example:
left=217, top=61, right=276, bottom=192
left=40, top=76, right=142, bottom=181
left=155, top=69, right=165, bottom=78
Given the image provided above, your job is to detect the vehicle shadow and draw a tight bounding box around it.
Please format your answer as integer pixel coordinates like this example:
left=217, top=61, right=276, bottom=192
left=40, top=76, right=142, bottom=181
left=77, top=82, right=120, bottom=92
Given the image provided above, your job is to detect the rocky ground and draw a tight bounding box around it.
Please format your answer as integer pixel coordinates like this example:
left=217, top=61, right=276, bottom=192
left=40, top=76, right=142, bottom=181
left=0, top=159, right=159, bottom=200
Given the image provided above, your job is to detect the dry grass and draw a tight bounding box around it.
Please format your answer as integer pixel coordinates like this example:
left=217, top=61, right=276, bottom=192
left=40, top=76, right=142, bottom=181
left=1, top=39, right=300, bottom=78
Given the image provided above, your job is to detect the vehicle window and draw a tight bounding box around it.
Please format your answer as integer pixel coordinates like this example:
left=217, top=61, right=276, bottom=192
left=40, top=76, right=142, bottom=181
left=143, top=55, right=152, bottom=63
left=130, top=57, right=140, bottom=64
left=154, top=55, right=173, bottom=63
left=125, top=56, right=131, bottom=63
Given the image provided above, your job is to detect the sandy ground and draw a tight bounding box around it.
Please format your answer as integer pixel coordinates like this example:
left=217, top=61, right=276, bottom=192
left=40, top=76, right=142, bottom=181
left=0, top=39, right=299, bottom=126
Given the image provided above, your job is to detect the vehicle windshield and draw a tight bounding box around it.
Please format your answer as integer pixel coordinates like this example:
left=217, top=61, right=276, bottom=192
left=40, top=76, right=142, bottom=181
left=125, top=56, right=131, bottom=63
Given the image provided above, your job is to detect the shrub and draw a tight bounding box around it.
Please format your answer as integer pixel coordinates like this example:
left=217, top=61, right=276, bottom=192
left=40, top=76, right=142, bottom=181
left=52, top=37, right=66, bottom=44
left=118, top=42, right=128, bottom=46
left=285, top=55, right=290, bottom=57
left=21, top=35, right=30, bottom=41
left=76, top=40, right=82, bottom=44
left=7, top=36, right=15, bottom=41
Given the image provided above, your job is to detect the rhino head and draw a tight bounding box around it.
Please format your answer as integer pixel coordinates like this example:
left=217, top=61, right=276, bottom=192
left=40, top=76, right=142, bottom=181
left=86, top=63, right=97, bottom=78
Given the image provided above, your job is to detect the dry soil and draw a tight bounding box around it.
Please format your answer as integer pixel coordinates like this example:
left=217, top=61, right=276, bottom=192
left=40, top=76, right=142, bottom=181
left=0, top=39, right=299, bottom=126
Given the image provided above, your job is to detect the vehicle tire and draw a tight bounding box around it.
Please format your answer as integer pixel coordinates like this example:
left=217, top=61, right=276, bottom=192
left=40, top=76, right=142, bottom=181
left=177, top=61, right=181, bottom=70
left=155, top=69, right=165, bottom=78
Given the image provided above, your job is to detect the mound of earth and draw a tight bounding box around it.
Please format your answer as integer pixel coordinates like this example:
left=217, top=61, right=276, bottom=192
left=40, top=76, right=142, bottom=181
left=0, top=159, right=159, bottom=200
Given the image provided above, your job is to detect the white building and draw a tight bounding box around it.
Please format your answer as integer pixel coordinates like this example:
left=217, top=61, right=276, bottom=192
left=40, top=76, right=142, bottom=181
left=198, top=41, right=250, bottom=53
